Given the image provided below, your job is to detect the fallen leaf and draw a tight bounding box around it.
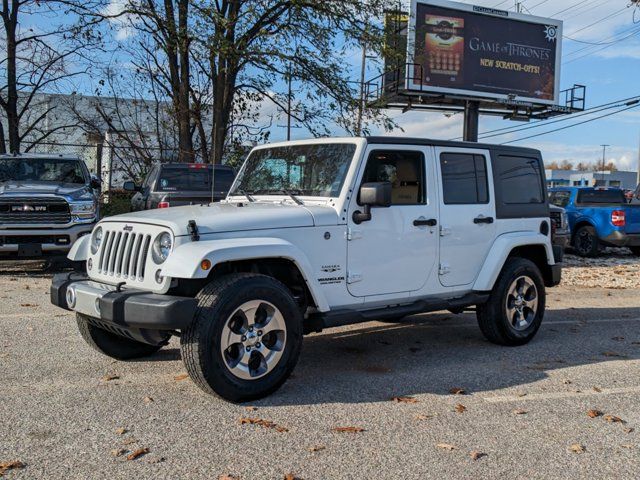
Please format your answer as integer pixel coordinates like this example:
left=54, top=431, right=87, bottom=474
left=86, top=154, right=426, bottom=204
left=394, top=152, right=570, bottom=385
left=174, top=373, right=189, bottom=381
left=218, top=475, right=240, bottom=480
left=115, top=427, right=128, bottom=435
left=239, top=417, right=288, bottom=433
left=244, top=406, right=257, bottom=412
left=516, top=392, right=527, bottom=397
left=592, top=387, right=602, bottom=393
left=332, top=426, right=365, bottom=433
left=569, top=443, right=585, bottom=454
left=415, top=414, right=433, bottom=421
left=392, top=396, right=418, bottom=404
left=111, top=448, right=127, bottom=457
left=20, top=304, right=36, bottom=307
left=604, top=415, right=625, bottom=424
left=470, top=450, right=486, bottom=460
left=513, top=409, right=528, bottom=415
left=620, top=444, right=634, bottom=449
left=586, top=409, right=602, bottom=418
left=126, top=447, right=149, bottom=461
left=624, top=427, right=634, bottom=434
left=122, top=438, right=138, bottom=446
left=0, top=460, right=25, bottom=476
left=102, top=374, right=119, bottom=382
left=143, top=396, right=154, bottom=404
left=449, top=388, right=466, bottom=395
left=284, top=474, right=302, bottom=480
left=454, top=403, right=466, bottom=414
left=436, top=443, right=456, bottom=451
left=146, top=456, right=166, bottom=464
left=307, top=445, right=325, bottom=452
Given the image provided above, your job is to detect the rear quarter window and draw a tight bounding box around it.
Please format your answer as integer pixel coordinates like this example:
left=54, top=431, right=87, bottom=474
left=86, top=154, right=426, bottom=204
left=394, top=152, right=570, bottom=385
left=492, top=152, right=549, bottom=219
left=576, top=190, right=625, bottom=204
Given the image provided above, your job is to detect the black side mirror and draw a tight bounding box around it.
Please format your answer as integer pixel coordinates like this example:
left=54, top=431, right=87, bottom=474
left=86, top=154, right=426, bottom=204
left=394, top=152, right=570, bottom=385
left=123, top=180, right=140, bottom=192
left=90, top=176, right=101, bottom=189
left=353, top=182, right=392, bottom=224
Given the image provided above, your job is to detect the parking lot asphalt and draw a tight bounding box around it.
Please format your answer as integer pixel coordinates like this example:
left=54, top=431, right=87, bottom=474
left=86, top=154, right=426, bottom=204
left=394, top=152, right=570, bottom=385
left=1, top=259, right=639, bottom=479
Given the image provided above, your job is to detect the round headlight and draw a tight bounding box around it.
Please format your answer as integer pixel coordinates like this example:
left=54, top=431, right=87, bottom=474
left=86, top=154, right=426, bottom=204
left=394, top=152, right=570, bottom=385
left=91, top=227, right=103, bottom=254
left=152, top=232, right=173, bottom=264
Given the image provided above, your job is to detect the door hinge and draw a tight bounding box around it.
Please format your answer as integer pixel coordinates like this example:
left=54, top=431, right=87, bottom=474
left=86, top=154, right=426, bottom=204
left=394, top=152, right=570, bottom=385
left=346, top=228, right=362, bottom=241
left=439, top=226, right=451, bottom=236
left=438, top=264, right=451, bottom=275
left=347, top=272, right=362, bottom=284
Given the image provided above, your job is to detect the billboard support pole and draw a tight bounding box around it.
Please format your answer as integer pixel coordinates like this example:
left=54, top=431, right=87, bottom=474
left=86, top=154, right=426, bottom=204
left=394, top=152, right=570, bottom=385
left=463, top=100, right=479, bottom=142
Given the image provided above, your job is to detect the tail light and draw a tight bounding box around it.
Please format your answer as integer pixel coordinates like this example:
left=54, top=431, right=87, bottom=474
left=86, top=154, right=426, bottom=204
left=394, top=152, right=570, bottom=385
left=611, top=210, right=625, bottom=227
left=158, top=201, right=170, bottom=209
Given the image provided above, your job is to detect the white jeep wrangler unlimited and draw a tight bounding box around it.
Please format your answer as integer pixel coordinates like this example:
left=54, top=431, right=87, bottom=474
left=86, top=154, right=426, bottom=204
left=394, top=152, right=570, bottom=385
left=51, top=137, right=562, bottom=402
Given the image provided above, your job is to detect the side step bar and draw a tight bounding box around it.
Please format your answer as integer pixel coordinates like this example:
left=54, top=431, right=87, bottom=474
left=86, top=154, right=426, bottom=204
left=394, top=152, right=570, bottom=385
left=304, top=292, right=490, bottom=334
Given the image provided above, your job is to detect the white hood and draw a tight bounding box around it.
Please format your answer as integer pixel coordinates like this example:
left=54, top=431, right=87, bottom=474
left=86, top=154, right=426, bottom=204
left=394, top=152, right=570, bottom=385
left=100, top=201, right=339, bottom=236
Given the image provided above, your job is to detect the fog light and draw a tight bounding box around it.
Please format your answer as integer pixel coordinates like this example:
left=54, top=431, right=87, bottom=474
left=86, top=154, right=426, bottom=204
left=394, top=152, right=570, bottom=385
left=87, top=258, right=93, bottom=271
left=201, top=259, right=211, bottom=271
left=66, top=287, right=76, bottom=309
left=95, top=298, right=101, bottom=315
left=155, top=269, right=163, bottom=284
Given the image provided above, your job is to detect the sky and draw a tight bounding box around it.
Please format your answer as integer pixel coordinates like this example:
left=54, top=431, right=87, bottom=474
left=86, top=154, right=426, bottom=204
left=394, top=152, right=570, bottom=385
left=269, top=0, right=640, bottom=173
left=25, top=0, right=640, bottom=171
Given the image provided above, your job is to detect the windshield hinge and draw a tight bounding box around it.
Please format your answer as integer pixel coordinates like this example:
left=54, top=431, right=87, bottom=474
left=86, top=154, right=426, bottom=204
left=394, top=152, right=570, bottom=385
left=439, top=263, right=451, bottom=275
left=439, top=225, right=451, bottom=237
left=187, top=220, right=200, bottom=241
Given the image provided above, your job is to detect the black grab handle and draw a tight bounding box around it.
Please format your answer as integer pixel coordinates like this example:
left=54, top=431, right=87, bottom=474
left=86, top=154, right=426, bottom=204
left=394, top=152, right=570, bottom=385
left=413, top=218, right=437, bottom=227
left=474, top=216, right=494, bottom=224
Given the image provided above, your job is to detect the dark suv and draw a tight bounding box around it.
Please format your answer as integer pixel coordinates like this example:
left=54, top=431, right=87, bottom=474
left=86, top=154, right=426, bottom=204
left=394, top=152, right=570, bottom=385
left=124, top=163, right=236, bottom=211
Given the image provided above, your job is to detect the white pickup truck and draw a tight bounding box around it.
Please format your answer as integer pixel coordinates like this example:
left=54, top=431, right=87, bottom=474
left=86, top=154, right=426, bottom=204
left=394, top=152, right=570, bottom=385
left=51, top=137, right=562, bottom=402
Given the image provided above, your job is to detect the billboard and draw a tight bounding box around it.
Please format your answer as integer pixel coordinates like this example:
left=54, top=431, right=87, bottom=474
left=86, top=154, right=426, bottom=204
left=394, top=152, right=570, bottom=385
left=407, top=0, right=563, bottom=105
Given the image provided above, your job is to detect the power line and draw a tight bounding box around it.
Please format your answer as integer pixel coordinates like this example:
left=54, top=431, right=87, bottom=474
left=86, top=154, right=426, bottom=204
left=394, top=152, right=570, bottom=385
left=563, top=27, right=640, bottom=64
left=564, top=24, right=640, bottom=46
left=501, top=101, right=640, bottom=144
left=567, top=7, right=629, bottom=36
left=551, top=0, right=593, bottom=17
left=527, top=0, right=551, bottom=11
left=449, top=95, right=640, bottom=141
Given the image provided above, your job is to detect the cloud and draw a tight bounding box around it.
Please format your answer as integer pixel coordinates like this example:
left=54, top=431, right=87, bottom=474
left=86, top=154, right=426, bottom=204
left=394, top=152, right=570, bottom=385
left=103, top=0, right=138, bottom=41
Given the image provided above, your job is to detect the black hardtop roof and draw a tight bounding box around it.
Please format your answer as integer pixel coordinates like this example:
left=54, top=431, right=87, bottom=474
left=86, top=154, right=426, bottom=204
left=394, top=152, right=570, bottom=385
left=365, top=136, right=541, bottom=156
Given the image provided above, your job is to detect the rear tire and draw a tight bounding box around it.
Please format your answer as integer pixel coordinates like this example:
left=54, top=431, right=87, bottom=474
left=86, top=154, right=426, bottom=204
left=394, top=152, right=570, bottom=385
left=573, top=226, right=599, bottom=257
left=180, top=273, right=303, bottom=402
left=476, top=258, right=545, bottom=346
left=76, top=313, right=162, bottom=360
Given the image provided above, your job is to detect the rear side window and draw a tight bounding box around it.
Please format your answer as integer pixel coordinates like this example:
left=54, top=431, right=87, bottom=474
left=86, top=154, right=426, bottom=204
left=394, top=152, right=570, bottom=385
left=157, top=167, right=234, bottom=192
left=440, top=153, right=488, bottom=204
left=549, top=191, right=571, bottom=208
left=497, top=156, right=543, bottom=204
left=577, top=189, right=624, bottom=204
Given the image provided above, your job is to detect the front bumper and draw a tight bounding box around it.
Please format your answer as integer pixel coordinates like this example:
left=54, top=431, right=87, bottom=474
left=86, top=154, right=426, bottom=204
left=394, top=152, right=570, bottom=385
left=601, top=231, right=640, bottom=247
left=0, top=223, right=94, bottom=258
left=51, top=272, right=197, bottom=332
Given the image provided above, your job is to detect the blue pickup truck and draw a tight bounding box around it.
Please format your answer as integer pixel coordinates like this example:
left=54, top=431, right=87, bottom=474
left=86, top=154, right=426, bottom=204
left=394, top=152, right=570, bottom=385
left=549, top=187, right=640, bottom=257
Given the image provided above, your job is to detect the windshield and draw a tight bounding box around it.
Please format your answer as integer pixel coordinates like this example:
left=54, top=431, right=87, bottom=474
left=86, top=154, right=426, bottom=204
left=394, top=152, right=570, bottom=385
left=158, top=166, right=235, bottom=192
left=0, top=157, right=87, bottom=184
left=231, top=143, right=357, bottom=197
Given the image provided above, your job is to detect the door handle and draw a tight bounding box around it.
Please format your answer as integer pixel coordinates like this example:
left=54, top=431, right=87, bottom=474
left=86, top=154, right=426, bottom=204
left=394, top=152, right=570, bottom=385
left=474, top=216, right=494, bottom=224
left=413, top=218, right=437, bottom=227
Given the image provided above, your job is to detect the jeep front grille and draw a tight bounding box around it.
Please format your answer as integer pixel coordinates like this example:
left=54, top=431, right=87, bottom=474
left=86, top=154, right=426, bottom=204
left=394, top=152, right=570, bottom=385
left=98, top=230, right=152, bottom=281
left=550, top=211, right=562, bottom=230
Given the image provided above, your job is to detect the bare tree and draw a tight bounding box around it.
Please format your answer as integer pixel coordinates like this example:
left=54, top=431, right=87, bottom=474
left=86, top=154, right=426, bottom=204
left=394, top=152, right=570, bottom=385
left=0, top=0, right=107, bottom=153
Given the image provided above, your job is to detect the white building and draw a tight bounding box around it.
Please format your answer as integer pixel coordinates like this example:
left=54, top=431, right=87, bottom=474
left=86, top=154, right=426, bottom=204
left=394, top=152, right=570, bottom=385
left=546, top=169, right=638, bottom=190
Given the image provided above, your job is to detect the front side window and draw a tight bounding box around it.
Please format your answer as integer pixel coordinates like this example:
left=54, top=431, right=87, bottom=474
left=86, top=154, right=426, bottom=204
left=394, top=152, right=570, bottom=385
left=440, top=153, right=488, bottom=204
left=549, top=191, right=570, bottom=208
left=361, top=150, right=425, bottom=205
left=0, top=158, right=87, bottom=184
left=232, top=143, right=357, bottom=197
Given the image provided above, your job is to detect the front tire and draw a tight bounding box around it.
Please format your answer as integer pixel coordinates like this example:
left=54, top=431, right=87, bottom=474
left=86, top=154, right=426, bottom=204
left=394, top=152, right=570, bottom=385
left=180, top=273, right=303, bottom=402
left=76, top=313, right=163, bottom=360
left=476, top=258, right=545, bottom=346
left=574, top=226, right=599, bottom=257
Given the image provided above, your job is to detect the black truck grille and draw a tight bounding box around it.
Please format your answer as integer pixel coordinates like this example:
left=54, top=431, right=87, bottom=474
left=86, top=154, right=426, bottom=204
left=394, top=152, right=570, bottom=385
left=550, top=211, right=562, bottom=230
left=0, top=197, right=71, bottom=224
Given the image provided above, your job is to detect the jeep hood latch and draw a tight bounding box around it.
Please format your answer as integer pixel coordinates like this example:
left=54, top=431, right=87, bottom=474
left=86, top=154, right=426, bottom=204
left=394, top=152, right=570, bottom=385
left=187, top=220, right=200, bottom=241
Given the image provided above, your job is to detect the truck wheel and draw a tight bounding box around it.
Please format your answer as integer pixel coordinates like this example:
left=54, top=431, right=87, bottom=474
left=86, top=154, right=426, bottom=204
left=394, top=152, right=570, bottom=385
left=574, top=226, right=599, bottom=257
left=181, top=273, right=303, bottom=402
left=76, top=313, right=162, bottom=360
left=476, top=258, right=545, bottom=346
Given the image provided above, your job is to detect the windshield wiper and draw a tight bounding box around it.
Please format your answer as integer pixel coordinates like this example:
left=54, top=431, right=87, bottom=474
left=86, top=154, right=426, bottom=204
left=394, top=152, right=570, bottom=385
left=281, top=189, right=304, bottom=205
left=234, top=189, right=256, bottom=202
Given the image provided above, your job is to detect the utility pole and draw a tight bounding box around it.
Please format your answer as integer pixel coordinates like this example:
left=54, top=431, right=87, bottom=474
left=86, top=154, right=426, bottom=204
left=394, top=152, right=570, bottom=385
left=355, top=36, right=367, bottom=137
left=286, top=62, right=293, bottom=141
left=515, top=1, right=522, bottom=13
left=601, top=144, right=609, bottom=185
